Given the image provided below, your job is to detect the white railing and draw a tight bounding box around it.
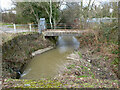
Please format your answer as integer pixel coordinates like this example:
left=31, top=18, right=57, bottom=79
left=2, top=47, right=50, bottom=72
left=6, top=24, right=38, bottom=33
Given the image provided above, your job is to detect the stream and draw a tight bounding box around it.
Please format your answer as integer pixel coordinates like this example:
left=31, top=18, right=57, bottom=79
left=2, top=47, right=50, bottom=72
left=20, top=36, right=80, bottom=80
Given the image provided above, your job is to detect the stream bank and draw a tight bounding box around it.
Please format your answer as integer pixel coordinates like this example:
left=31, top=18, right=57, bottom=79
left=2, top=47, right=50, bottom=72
left=2, top=46, right=119, bottom=88
left=2, top=32, right=55, bottom=79
left=52, top=31, right=118, bottom=88
left=54, top=47, right=118, bottom=88
left=2, top=31, right=119, bottom=88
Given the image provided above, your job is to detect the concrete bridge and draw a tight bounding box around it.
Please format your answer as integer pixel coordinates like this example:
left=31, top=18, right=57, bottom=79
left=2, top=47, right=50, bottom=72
left=39, top=18, right=91, bottom=36
left=42, top=29, right=90, bottom=36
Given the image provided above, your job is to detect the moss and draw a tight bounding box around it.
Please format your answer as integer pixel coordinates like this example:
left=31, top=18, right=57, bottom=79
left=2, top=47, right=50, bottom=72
left=3, top=78, right=119, bottom=88
left=4, top=79, right=64, bottom=88
left=82, top=83, right=94, bottom=87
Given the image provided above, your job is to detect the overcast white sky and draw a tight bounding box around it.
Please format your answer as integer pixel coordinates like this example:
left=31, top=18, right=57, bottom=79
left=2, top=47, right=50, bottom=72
left=0, top=0, right=114, bottom=10
left=1, top=0, right=15, bottom=10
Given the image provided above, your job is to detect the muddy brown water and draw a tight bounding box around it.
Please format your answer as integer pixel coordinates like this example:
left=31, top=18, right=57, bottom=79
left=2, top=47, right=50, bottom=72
left=20, top=36, right=79, bottom=80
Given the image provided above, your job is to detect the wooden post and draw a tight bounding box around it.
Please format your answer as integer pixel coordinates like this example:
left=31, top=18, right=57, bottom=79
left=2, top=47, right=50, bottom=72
left=29, top=24, right=32, bottom=32
left=13, top=24, right=16, bottom=32
left=43, top=36, right=46, bottom=40
left=38, top=21, right=41, bottom=33
left=65, top=24, right=66, bottom=30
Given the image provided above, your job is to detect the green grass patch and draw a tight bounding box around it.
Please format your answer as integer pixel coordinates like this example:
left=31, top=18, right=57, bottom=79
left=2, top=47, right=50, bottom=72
left=77, top=75, right=89, bottom=78
left=6, top=79, right=64, bottom=88
left=0, top=23, right=13, bottom=25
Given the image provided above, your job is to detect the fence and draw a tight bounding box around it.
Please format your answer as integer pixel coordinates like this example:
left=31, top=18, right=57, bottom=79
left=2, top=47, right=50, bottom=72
left=6, top=23, right=86, bottom=32
left=5, top=20, right=117, bottom=33
left=6, top=24, right=38, bottom=32
left=5, top=23, right=99, bottom=33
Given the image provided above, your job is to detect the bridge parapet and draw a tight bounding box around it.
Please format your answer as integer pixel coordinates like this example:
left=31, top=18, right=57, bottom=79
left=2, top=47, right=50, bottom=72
left=42, top=29, right=89, bottom=36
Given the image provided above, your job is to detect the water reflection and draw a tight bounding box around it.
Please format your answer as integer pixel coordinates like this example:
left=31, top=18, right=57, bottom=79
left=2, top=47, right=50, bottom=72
left=58, top=36, right=79, bottom=53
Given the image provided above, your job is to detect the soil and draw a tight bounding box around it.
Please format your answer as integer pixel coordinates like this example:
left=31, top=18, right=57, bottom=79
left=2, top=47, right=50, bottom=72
left=2, top=32, right=54, bottom=79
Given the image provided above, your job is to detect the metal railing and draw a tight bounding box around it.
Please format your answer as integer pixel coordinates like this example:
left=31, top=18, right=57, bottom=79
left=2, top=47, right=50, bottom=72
left=46, top=23, right=82, bottom=30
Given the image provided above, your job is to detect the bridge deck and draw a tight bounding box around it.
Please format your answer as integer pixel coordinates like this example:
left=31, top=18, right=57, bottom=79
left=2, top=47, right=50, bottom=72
left=42, top=29, right=91, bottom=36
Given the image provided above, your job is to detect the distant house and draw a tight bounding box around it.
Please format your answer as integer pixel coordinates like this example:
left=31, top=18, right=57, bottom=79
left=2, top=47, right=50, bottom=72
left=87, top=17, right=117, bottom=23
left=72, top=17, right=117, bottom=29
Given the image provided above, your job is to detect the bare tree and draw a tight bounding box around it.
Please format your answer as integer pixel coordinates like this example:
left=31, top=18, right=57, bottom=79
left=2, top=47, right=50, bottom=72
left=49, top=0, right=53, bottom=29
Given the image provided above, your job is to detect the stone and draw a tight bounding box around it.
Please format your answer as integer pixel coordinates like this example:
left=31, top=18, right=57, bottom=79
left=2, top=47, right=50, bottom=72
left=88, top=60, right=91, bottom=62
left=75, top=71, right=80, bottom=76
left=24, top=84, right=31, bottom=87
left=32, top=46, right=53, bottom=56
left=98, top=68, right=100, bottom=70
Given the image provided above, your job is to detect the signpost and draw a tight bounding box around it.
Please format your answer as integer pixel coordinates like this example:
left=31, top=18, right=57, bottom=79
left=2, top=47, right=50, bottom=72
left=38, top=18, right=46, bottom=33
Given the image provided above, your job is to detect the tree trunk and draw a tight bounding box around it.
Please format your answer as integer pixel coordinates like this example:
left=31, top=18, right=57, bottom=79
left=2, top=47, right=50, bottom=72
left=53, top=18, right=56, bottom=29
left=50, top=0, right=53, bottom=29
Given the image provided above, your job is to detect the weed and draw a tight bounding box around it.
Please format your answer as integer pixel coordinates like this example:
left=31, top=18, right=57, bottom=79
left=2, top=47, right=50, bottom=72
left=112, top=50, right=119, bottom=54
left=78, top=52, right=82, bottom=58
left=67, top=64, right=75, bottom=69
left=104, top=56, right=109, bottom=61
left=111, top=58, right=119, bottom=65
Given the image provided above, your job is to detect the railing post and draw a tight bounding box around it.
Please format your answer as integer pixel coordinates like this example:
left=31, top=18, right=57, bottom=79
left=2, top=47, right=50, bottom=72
left=29, top=24, right=32, bottom=32
left=65, top=24, right=66, bottom=30
left=13, top=24, right=16, bottom=32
